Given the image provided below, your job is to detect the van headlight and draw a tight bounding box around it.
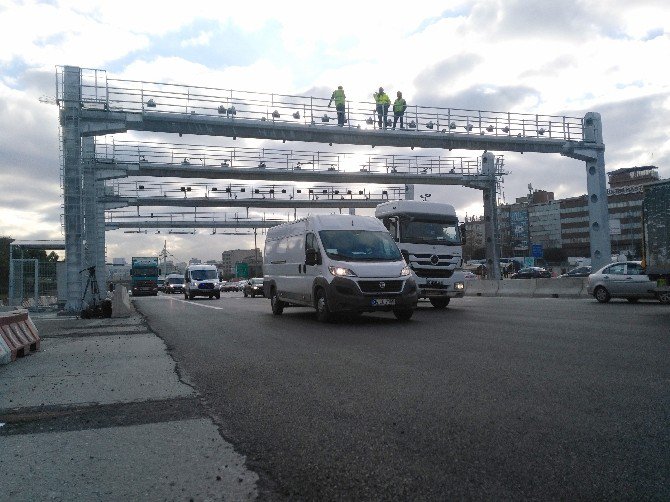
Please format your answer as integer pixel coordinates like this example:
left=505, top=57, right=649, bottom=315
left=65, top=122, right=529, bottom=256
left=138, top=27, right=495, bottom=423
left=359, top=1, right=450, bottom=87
left=400, top=266, right=412, bottom=276
left=329, top=266, right=357, bottom=277
left=454, top=281, right=465, bottom=290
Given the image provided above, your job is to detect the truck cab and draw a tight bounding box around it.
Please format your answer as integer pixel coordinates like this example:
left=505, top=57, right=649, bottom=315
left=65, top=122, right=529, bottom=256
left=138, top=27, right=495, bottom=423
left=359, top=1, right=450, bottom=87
left=375, top=200, right=466, bottom=308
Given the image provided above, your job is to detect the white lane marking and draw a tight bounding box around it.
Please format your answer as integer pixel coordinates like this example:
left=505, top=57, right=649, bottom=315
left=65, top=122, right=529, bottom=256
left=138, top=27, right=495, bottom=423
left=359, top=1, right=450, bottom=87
left=162, top=296, right=225, bottom=310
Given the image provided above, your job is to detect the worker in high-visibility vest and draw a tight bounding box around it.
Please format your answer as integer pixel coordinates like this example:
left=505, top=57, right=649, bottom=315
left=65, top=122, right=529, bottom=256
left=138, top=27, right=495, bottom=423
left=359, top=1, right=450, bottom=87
left=373, top=87, right=391, bottom=129
left=392, top=91, right=407, bottom=130
left=328, top=85, right=346, bottom=126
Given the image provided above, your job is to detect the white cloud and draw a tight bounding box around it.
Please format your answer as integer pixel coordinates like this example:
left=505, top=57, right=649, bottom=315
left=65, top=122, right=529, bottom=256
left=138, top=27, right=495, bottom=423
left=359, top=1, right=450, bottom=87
left=1, top=0, right=669, bottom=260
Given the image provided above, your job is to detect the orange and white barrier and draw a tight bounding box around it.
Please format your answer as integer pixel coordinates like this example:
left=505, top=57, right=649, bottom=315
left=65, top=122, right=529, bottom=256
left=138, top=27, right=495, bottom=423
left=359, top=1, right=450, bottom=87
left=0, top=309, right=40, bottom=365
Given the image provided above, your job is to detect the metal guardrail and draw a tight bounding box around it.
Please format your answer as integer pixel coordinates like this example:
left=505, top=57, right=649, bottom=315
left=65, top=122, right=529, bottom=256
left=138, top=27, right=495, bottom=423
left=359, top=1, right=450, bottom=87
left=58, top=67, right=584, bottom=142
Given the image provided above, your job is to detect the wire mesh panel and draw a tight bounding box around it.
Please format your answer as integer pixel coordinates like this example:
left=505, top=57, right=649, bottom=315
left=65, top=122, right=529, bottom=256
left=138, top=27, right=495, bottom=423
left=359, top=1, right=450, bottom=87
left=9, top=259, right=60, bottom=310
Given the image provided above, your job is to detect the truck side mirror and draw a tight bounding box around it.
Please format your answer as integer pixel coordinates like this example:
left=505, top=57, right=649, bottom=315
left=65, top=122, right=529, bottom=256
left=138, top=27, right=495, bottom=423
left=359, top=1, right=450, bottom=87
left=459, top=223, right=467, bottom=245
left=305, top=248, right=318, bottom=266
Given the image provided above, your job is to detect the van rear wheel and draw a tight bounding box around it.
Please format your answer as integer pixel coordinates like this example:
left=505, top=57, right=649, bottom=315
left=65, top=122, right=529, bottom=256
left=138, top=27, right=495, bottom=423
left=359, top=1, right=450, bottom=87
left=429, top=297, right=450, bottom=309
left=315, top=289, right=332, bottom=323
left=271, top=291, right=284, bottom=315
left=393, top=308, right=414, bottom=321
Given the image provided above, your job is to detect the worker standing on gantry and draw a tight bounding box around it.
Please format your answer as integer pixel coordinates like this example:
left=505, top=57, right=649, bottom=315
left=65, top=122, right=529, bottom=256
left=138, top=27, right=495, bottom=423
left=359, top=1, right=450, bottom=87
left=373, top=87, right=391, bottom=129
left=392, top=91, right=407, bottom=130
left=328, top=85, right=346, bottom=126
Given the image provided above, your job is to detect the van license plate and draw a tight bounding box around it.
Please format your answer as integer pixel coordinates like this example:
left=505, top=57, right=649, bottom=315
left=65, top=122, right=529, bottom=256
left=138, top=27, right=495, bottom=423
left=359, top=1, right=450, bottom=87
left=372, top=298, right=395, bottom=306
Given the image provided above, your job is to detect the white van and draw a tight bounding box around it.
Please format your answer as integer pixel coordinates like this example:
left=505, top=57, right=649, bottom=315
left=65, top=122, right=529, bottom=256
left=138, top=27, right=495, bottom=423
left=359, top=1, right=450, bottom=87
left=263, top=214, right=418, bottom=322
left=184, top=264, right=220, bottom=300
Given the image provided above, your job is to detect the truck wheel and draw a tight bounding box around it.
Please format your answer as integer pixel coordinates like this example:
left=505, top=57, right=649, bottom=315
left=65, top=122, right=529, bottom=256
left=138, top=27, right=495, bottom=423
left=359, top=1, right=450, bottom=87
left=393, top=308, right=414, bottom=321
left=658, top=291, right=670, bottom=304
left=429, top=297, right=450, bottom=309
left=215, top=292, right=220, bottom=300
left=271, top=291, right=284, bottom=315
left=315, top=289, right=332, bottom=323
left=594, top=286, right=610, bottom=303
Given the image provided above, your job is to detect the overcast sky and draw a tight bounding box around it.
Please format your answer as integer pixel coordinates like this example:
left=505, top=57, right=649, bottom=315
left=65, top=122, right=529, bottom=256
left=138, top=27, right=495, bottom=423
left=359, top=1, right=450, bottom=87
left=1, top=0, right=668, bottom=263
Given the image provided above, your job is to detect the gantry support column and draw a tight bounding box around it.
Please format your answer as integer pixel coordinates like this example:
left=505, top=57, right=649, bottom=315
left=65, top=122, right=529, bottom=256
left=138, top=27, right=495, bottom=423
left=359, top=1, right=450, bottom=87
left=82, top=137, right=107, bottom=299
left=583, top=112, right=611, bottom=272
left=482, top=152, right=500, bottom=280
left=61, top=66, right=84, bottom=313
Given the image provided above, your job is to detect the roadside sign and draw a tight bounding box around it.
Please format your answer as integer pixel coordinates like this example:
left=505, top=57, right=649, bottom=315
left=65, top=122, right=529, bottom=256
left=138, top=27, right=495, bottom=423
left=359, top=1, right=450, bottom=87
left=524, top=257, right=535, bottom=267
left=532, top=244, right=544, bottom=258
left=235, top=262, right=249, bottom=278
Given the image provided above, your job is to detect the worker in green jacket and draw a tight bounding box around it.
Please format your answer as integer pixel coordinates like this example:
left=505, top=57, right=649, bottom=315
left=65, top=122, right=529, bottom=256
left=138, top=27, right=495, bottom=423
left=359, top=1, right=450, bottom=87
left=328, top=85, right=346, bottom=126
left=373, top=87, right=391, bottom=129
left=392, top=91, right=407, bottom=130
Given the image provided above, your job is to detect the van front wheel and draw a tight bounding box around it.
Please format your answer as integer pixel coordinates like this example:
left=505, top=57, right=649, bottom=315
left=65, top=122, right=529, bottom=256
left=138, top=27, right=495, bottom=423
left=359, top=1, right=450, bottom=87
left=315, top=289, right=332, bottom=323
left=429, top=297, right=450, bottom=309
left=271, top=291, right=284, bottom=315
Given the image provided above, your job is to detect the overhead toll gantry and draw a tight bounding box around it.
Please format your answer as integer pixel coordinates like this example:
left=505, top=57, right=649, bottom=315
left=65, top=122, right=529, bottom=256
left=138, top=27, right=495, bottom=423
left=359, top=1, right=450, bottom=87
left=58, top=66, right=609, bottom=312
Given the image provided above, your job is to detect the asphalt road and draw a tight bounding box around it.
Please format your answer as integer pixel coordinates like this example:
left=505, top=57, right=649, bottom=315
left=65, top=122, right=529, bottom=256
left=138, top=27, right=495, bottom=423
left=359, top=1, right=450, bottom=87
left=135, top=293, right=670, bottom=500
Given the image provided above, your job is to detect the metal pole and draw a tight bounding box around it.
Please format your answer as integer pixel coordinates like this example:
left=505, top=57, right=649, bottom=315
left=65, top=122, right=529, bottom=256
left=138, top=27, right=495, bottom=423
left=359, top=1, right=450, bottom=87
left=482, top=151, right=501, bottom=280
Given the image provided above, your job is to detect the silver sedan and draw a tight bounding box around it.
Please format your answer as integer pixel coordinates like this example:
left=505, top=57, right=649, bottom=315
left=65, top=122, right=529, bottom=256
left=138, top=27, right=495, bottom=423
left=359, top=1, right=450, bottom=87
left=587, top=261, right=657, bottom=303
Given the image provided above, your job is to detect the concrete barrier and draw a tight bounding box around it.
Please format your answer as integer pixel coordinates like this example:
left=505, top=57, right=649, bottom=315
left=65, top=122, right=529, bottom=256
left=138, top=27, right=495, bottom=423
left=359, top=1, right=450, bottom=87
left=465, top=280, right=500, bottom=297
left=498, top=279, right=536, bottom=297
left=0, top=309, right=40, bottom=364
left=111, top=285, right=133, bottom=318
left=533, top=278, right=585, bottom=298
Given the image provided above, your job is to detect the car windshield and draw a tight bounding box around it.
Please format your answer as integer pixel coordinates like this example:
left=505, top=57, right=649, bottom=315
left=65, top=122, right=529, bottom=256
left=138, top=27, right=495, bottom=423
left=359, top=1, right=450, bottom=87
left=400, top=219, right=461, bottom=245
left=319, top=230, right=402, bottom=262
left=251, top=279, right=264, bottom=285
left=191, top=269, right=218, bottom=281
left=168, top=277, right=183, bottom=284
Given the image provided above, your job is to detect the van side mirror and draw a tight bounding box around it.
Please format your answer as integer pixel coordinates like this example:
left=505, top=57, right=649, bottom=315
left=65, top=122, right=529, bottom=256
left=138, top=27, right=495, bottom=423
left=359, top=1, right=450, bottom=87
left=305, top=248, right=318, bottom=266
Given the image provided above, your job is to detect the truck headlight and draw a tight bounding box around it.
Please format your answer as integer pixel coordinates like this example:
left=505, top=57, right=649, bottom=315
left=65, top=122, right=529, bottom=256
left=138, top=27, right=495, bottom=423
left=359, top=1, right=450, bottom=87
left=400, top=266, right=412, bottom=276
left=329, top=266, right=357, bottom=277
left=454, top=282, right=465, bottom=290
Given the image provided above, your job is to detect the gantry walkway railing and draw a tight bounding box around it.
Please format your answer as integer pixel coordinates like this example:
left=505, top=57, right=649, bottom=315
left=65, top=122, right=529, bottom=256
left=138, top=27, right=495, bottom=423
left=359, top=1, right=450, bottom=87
left=58, top=67, right=589, bottom=154
left=93, top=140, right=506, bottom=189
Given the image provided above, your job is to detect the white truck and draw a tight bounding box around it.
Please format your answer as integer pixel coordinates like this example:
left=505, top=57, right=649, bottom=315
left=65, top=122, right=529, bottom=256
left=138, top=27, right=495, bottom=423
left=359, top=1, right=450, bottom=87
left=375, top=200, right=466, bottom=308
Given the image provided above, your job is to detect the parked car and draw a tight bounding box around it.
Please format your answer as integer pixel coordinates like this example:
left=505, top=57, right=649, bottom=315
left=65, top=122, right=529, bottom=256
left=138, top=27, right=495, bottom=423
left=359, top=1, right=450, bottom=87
left=559, top=266, right=592, bottom=278
left=510, top=267, right=551, bottom=279
left=587, top=261, right=657, bottom=303
left=244, top=278, right=265, bottom=297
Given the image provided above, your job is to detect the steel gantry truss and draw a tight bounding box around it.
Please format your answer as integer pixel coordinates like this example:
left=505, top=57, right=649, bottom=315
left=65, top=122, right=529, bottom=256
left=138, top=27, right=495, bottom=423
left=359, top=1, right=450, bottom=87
left=57, top=66, right=609, bottom=312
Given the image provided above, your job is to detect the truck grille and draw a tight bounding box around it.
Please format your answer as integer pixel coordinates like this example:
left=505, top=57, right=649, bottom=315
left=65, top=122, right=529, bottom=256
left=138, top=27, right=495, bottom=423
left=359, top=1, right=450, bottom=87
left=357, top=280, right=403, bottom=293
left=413, top=268, right=454, bottom=278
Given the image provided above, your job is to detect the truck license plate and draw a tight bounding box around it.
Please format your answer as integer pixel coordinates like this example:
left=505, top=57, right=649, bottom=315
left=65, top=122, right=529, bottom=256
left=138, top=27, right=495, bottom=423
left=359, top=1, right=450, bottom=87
left=372, top=298, right=395, bottom=306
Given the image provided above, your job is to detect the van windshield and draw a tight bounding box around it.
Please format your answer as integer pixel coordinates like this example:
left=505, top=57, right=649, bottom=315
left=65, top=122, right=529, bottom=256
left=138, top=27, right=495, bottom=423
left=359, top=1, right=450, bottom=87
left=400, top=219, right=461, bottom=246
left=319, top=230, right=402, bottom=262
left=191, top=269, right=218, bottom=281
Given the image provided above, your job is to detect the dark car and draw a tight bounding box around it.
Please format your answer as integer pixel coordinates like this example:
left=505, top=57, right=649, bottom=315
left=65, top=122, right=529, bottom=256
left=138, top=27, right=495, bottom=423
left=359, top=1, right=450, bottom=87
left=164, top=275, right=185, bottom=294
left=243, top=278, right=265, bottom=297
left=559, top=266, right=592, bottom=278
left=511, top=267, right=552, bottom=279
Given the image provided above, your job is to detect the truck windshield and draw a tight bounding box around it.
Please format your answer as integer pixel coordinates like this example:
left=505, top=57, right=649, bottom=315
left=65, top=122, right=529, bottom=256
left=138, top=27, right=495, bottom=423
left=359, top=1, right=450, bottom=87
left=319, top=230, right=402, bottom=262
left=400, top=220, right=461, bottom=246
left=191, top=270, right=218, bottom=281
left=133, top=267, right=157, bottom=277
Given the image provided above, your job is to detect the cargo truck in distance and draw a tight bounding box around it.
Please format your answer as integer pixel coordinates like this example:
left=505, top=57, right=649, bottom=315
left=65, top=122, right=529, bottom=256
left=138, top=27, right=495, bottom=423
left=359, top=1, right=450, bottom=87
left=130, top=256, right=160, bottom=296
left=642, top=180, right=670, bottom=304
left=375, top=200, right=466, bottom=308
